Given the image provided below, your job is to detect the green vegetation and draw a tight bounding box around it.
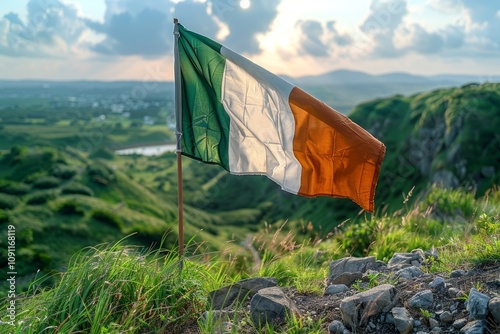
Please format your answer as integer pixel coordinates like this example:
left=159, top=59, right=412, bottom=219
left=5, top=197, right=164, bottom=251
left=1, top=186, right=499, bottom=333
left=10, top=241, right=207, bottom=333
left=350, top=82, right=500, bottom=210
left=0, top=82, right=499, bottom=332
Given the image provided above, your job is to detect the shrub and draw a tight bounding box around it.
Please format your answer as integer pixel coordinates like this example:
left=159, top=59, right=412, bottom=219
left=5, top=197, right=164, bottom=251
left=0, top=209, right=9, bottom=222
left=15, top=244, right=207, bottom=333
left=89, top=148, right=115, bottom=160
left=91, top=209, right=124, bottom=230
left=337, top=217, right=379, bottom=257
left=0, top=193, right=19, bottom=210
left=3, top=145, right=27, bottom=164
left=26, top=190, right=56, bottom=205
left=423, top=186, right=476, bottom=219
left=56, top=200, right=86, bottom=215
left=32, top=176, right=61, bottom=189
left=61, top=183, right=94, bottom=197
left=50, top=164, right=77, bottom=180
left=0, top=181, right=31, bottom=196
left=87, top=163, right=114, bottom=184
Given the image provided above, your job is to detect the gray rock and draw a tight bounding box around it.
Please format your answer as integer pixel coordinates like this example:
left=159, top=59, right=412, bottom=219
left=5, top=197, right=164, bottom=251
left=488, top=297, right=500, bottom=324
left=439, top=310, right=453, bottom=323
left=391, top=307, right=413, bottom=334
left=429, top=317, right=439, bottom=329
left=408, top=290, right=434, bottom=309
left=459, top=320, right=486, bottom=334
left=466, top=288, right=490, bottom=320
left=209, top=277, right=277, bottom=309
left=396, top=266, right=423, bottom=279
left=481, top=166, right=495, bottom=178
left=430, top=327, right=442, bottom=333
left=413, top=319, right=422, bottom=327
left=328, top=320, right=346, bottom=334
left=328, top=257, right=384, bottom=285
left=340, top=284, right=399, bottom=328
left=450, top=270, right=466, bottom=278
left=325, top=284, right=350, bottom=295
left=330, top=272, right=363, bottom=286
left=416, top=332, right=429, bottom=334
left=453, top=318, right=467, bottom=329
left=368, top=321, right=376, bottom=330
left=388, top=250, right=425, bottom=269
left=250, top=287, right=299, bottom=327
left=432, top=170, right=459, bottom=189
left=449, top=287, right=467, bottom=299
left=429, top=277, right=446, bottom=290
left=448, top=287, right=461, bottom=298
left=425, top=247, right=439, bottom=261
left=343, top=330, right=351, bottom=334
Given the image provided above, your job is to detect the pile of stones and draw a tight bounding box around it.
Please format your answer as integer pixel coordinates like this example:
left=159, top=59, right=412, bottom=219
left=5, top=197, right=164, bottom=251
left=203, top=249, right=500, bottom=334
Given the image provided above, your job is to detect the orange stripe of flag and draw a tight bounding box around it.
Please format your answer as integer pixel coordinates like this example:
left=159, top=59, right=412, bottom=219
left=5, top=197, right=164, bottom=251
left=289, top=87, right=386, bottom=212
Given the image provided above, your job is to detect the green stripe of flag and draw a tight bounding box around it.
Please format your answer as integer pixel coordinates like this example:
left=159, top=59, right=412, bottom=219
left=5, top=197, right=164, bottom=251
left=178, top=24, right=230, bottom=169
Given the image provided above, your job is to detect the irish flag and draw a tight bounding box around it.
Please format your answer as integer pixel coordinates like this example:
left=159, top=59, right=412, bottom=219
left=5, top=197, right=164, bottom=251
left=176, top=24, right=386, bottom=212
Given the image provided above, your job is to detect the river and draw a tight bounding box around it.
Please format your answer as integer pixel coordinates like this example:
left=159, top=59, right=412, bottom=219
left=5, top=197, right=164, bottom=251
left=115, top=144, right=177, bottom=156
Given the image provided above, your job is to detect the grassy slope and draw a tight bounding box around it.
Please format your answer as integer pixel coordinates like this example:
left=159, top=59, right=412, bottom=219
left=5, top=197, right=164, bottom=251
left=0, top=146, right=239, bottom=295
left=0, top=82, right=499, bottom=332
left=178, top=83, right=500, bottom=234
left=349, top=82, right=500, bottom=208
left=2, top=186, right=499, bottom=333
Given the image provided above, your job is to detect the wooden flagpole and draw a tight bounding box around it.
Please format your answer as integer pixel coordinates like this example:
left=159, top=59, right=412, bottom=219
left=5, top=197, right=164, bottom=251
left=173, top=18, right=184, bottom=261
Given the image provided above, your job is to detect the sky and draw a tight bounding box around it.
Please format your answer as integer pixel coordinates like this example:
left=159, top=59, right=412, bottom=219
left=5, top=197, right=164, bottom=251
left=0, top=0, right=499, bottom=81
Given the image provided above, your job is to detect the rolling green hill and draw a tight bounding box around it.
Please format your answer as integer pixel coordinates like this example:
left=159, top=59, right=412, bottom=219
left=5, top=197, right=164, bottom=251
left=0, top=82, right=499, bottom=296
left=193, top=82, right=500, bottom=225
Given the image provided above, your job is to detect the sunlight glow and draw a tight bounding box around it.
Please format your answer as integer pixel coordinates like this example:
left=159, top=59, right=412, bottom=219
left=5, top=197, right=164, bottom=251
left=240, top=0, right=250, bottom=10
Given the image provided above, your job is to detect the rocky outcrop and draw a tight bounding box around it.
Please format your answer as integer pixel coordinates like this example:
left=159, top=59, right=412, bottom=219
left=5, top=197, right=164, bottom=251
left=391, top=307, right=413, bottom=334
left=250, top=287, right=299, bottom=327
left=340, top=284, right=399, bottom=328
left=208, top=277, right=277, bottom=309
left=328, top=256, right=385, bottom=285
left=200, top=251, right=500, bottom=333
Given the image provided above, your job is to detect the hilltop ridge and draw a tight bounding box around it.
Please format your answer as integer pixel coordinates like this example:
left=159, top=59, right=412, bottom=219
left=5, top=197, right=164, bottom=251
left=1, top=83, right=499, bottom=286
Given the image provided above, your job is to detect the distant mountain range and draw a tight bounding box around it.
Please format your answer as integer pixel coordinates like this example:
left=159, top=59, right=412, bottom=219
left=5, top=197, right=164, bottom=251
left=1, top=70, right=499, bottom=114
left=282, top=69, right=500, bottom=86
left=282, top=70, right=500, bottom=114
left=1, top=69, right=499, bottom=87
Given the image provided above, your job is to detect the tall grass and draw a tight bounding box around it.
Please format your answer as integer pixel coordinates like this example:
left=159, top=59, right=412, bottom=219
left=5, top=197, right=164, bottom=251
left=7, top=238, right=220, bottom=333
left=2, top=186, right=500, bottom=333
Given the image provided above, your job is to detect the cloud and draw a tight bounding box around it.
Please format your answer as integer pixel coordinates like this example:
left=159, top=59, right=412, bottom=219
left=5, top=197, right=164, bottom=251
left=399, top=24, right=443, bottom=54
left=440, top=25, right=465, bottom=49
left=87, top=8, right=171, bottom=57
left=0, top=0, right=86, bottom=57
left=326, top=21, right=353, bottom=47
left=172, top=0, right=219, bottom=39
left=360, top=0, right=474, bottom=58
left=361, top=0, right=407, bottom=33
left=0, top=0, right=282, bottom=62
left=295, top=20, right=353, bottom=57
left=429, top=0, right=462, bottom=13
left=210, top=0, right=281, bottom=54
left=3, top=13, right=24, bottom=27
left=295, top=20, right=329, bottom=57
left=430, top=0, right=500, bottom=52
left=86, top=0, right=280, bottom=58
left=461, top=0, right=500, bottom=49
left=359, top=0, right=408, bottom=57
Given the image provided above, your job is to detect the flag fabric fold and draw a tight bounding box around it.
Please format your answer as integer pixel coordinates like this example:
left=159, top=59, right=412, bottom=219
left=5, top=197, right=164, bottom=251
left=177, top=23, right=386, bottom=212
